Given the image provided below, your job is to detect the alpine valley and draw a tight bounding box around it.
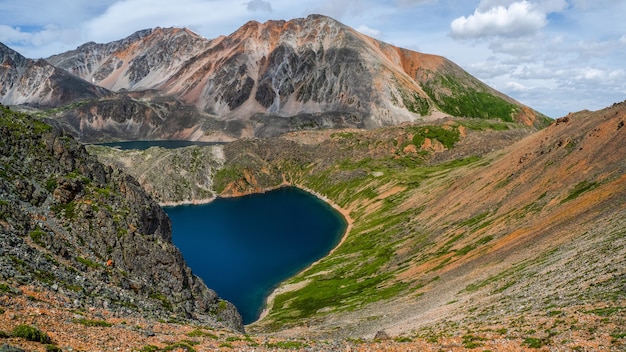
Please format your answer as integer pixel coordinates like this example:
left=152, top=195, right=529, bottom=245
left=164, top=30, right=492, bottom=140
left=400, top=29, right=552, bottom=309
left=0, top=14, right=624, bottom=351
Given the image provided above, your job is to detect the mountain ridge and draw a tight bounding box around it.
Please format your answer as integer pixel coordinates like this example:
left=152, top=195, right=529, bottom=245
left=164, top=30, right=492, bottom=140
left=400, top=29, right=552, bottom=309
left=38, top=14, right=549, bottom=141
left=0, top=43, right=108, bottom=107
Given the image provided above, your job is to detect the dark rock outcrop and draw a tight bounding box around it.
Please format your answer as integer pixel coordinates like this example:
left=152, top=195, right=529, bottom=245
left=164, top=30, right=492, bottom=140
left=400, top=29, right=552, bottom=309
left=0, top=104, right=243, bottom=331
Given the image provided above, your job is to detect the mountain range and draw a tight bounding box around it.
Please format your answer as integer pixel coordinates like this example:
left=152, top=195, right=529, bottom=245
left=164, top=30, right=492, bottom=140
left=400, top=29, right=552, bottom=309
left=2, top=15, right=548, bottom=142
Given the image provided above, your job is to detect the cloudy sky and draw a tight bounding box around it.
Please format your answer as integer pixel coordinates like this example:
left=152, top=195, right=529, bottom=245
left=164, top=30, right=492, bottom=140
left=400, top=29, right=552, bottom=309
left=1, top=0, right=625, bottom=117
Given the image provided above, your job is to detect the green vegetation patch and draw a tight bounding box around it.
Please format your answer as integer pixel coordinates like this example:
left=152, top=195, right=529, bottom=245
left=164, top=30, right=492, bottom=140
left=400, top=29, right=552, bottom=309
left=522, top=337, right=550, bottom=348
left=264, top=340, right=309, bottom=349
left=149, top=292, right=173, bottom=310
left=0, top=283, right=12, bottom=294
left=12, top=324, right=51, bottom=343
left=76, top=256, right=101, bottom=269
left=407, top=125, right=461, bottom=150
left=29, top=228, right=47, bottom=247
left=561, top=180, right=599, bottom=204
left=462, top=334, right=485, bottom=348
left=0, top=105, right=52, bottom=136
left=161, top=341, right=198, bottom=352
left=460, top=119, right=513, bottom=131
left=455, top=235, right=494, bottom=256
left=73, top=318, right=112, bottom=327
left=401, top=92, right=431, bottom=116
left=585, top=306, right=622, bottom=317
left=212, top=166, right=244, bottom=193
left=51, top=201, right=77, bottom=219
left=31, top=100, right=90, bottom=119
left=45, top=178, right=58, bottom=192
left=422, top=73, right=518, bottom=122
left=459, top=211, right=490, bottom=228
left=187, top=329, right=218, bottom=339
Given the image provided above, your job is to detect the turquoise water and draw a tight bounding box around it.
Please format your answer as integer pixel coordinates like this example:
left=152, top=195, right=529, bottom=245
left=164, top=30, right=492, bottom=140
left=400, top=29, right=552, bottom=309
left=165, top=187, right=347, bottom=324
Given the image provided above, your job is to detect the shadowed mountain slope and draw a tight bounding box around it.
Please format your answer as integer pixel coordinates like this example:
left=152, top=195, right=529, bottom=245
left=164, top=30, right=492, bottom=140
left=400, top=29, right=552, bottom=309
left=0, top=105, right=243, bottom=333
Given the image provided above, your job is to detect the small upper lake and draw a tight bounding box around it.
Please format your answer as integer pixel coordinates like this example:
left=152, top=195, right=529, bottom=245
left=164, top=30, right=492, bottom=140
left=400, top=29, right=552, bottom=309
left=94, top=140, right=224, bottom=150
left=165, top=187, right=347, bottom=324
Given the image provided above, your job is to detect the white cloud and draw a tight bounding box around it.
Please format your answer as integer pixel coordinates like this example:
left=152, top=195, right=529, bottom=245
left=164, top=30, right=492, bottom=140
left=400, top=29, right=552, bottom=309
left=505, top=81, right=530, bottom=91
left=356, top=25, right=381, bottom=38
left=397, top=0, right=434, bottom=6
left=570, top=0, right=622, bottom=10
left=466, top=59, right=516, bottom=79
left=572, top=67, right=626, bottom=82
left=0, top=25, right=32, bottom=44
left=246, top=0, right=272, bottom=12
left=307, top=0, right=366, bottom=19
left=0, top=24, right=83, bottom=58
left=83, top=0, right=259, bottom=43
left=450, top=1, right=548, bottom=39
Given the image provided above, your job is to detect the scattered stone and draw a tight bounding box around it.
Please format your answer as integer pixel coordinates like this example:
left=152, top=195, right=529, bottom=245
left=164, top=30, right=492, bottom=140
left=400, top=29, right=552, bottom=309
left=0, top=345, right=25, bottom=352
left=374, top=330, right=390, bottom=341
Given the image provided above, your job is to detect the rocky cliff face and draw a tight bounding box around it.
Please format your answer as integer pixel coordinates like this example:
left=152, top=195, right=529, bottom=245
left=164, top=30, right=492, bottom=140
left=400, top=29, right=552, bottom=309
left=0, top=43, right=107, bottom=107
left=0, top=104, right=243, bottom=331
left=43, top=15, right=548, bottom=140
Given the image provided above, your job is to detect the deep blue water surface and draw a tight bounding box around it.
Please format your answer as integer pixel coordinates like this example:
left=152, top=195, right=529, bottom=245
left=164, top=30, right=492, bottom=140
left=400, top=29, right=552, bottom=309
left=165, top=187, right=347, bottom=324
left=95, top=140, right=223, bottom=150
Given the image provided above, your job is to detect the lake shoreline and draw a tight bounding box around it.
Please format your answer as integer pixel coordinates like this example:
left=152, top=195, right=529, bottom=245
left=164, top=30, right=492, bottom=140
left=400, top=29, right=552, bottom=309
left=252, top=183, right=353, bottom=324
left=161, top=182, right=353, bottom=326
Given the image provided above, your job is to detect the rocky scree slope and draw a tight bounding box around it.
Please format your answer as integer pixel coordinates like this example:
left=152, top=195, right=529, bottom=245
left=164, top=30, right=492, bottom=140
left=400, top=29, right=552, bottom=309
left=42, top=92, right=237, bottom=143
left=0, top=43, right=108, bottom=107
left=86, top=142, right=225, bottom=205
left=0, top=105, right=242, bottom=332
left=44, top=15, right=548, bottom=140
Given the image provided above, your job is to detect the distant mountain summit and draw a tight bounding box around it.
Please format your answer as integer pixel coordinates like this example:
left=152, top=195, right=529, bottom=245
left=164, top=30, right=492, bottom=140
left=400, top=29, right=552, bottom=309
left=0, top=43, right=107, bottom=107
left=47, top=27, right=210, bottom=92
left=4, top=15, right=548, bottom=141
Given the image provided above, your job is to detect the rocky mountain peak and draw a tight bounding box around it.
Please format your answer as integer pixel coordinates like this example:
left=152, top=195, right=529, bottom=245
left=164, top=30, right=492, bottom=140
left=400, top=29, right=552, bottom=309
left=46, top=26, right=210, bottom=90
left=0, top=43, right=107, bottom=107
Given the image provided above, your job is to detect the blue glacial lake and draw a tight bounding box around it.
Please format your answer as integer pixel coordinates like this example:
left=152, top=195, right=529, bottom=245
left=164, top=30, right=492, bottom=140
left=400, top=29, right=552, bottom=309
left=164, top=187, right=347, bottom=324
